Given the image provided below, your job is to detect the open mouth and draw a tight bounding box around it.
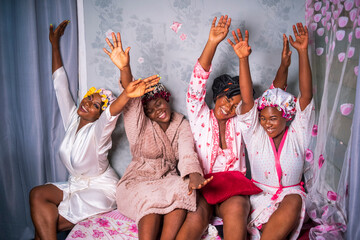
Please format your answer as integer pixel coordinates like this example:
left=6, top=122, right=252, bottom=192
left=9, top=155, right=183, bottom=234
left=158, top=111, right=166, bottom=119
left=80, top=105, right=88, bottom=113
left=220, top=107, right=228, bottom=116
left=266, top=128, right=275, bottom=134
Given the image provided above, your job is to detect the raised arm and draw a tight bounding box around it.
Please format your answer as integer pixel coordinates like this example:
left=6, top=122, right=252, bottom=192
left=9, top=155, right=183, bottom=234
left=198, top=15, right=231, bottom=71
left=228, top=29, right=253, bottom=114
left=49, top=20, right=69, bottom=73
left=289, top=23, right=312, bottom=111
left=272, top=34, right=292, bottom=90
left=103, top=32, right=133, bottom=88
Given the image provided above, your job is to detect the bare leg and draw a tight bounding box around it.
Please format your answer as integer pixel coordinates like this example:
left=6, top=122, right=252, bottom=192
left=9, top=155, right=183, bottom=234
left=138, top=214, right=162, bottom=240
left=216, top=195, right=250, bottom=240
left=260, top=194, right=302, bottom=240
left=160, top=209, right=186, bottom=240
left=29, top=184, right=65, bottom=240
left=176, top=194, right=213, bottom=240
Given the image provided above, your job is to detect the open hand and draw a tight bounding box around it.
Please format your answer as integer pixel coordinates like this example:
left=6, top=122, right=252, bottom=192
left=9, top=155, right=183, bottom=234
left=103, top=32, right=131, bottom=70
left=289, top=23, right=308, bottom=51
left=188, top=173, right=213, bottom=195
left=125, top=75, right=159, bottom=98
left=227, top=29, right=252, bottom=59
left=208, top=15, right=231, bottom=44
left=49, top=20, right=69, bottom=45
left=281, top=34, right=292, bottom=68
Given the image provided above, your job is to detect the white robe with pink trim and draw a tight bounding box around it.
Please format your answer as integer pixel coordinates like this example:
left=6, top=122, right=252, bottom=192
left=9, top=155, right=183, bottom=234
left=237, top=98, right=315, bottom=240
left=186, top=61, right=246, bottom=175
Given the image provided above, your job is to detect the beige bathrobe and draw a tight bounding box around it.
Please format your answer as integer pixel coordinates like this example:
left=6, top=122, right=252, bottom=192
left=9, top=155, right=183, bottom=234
left=116, top=97, right=203, bottom=224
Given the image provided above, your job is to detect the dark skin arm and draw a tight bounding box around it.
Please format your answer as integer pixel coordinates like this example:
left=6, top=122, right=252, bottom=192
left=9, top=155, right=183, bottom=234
left=198, top=15, right=231, bottom=71
left=228, top=29, right=254, bottom=114
left=289, top=23, right=312, bottom=110
left=49, top=20, right=70, bottom=73
left=272, top=34, right=292, bottom=90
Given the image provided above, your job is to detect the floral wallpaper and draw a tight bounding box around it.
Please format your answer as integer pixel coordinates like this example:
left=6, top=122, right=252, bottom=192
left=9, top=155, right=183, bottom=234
left=82, top=0, right=305, bottom=175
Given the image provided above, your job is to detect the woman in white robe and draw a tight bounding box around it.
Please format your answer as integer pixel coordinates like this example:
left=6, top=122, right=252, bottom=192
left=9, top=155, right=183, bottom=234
left=29, top=20, right=159, bottom=240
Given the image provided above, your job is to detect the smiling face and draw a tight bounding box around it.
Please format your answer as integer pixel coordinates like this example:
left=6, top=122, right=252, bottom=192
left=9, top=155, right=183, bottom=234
left=259, top=106, right=287, bottom=139
left=213, top=94, right=241, bottom=121
left=77, top=93, right=102, bottom=123
left=144, top=97, right=172, bottom=131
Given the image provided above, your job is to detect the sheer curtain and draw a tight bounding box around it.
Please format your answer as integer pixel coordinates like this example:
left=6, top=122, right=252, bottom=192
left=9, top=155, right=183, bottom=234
left=0, top=0, right=77, bottom=239
left=304, top=0, right=359, bottom=239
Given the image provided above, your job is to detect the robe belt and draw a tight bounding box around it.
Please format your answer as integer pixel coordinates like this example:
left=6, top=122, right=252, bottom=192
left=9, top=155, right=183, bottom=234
left=251, top=179, right=305, bottom=201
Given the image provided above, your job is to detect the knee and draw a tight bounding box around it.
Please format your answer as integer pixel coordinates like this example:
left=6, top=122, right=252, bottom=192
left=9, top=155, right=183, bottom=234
left=221, top=196, right=250, bottom=219
left=29, top=186, right=42, bottom=205
left=283, top=194, right=302, bottom=217
left=187, top=201, right=212, bottom=230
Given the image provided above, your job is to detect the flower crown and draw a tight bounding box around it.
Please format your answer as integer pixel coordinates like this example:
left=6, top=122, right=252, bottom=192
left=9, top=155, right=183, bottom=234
left=83, top=87, right=114, bottom=111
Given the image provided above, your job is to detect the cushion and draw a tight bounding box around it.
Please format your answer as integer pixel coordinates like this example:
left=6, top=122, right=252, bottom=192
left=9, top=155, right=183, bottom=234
left=201, top=171, right=262, bottom=205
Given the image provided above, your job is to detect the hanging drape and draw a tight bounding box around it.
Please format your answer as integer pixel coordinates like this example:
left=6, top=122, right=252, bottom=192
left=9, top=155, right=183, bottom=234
left=0, top=0, right=78, bottom=239
left=304, top=0, right=360, bottom=239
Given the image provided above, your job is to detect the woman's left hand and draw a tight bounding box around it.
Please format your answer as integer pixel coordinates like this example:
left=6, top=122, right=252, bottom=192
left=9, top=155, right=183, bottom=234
left=227, top=29, right=252, bottom=59
left=125, top=75, right=159, bottom=98
left=188, top=173, right=213, bottom=195
left=289, top=23, right=308, bottom=51
left=103, top=32, right=131, bottom=70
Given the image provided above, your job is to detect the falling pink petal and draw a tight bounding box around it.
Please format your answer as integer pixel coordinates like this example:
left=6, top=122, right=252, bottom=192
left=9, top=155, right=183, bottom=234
left=327, top=22, right=331, bottom=31
left=355, top=66, right=359, bottom=76
left=321, top=6, right=327, bottom=16
left=336, top=30, right=346, bottom=40
left=314, top=2, right=322, bottom=11
left=348, top=47, right=355, bottom=58
left=340, top=103, right=354, bottom=115
left=317, top=28, right=325, bottom=36
left=316, top=47, right=324, bottom=55
left=312, top=125, right=318, bottom=137
left=338, top=52, right=345, bottom=62
left=349, top=32, right=353, bottom=43
left=345, top=0, right=354, bottom=11
left=105, top=29, right=114, bottom=39
left=170, top=21, right=182, bottom=33
left=138, top=57, right=144, bottom=64
left=319, top=154, right=325, bottom=168
left=321, top=18, right=327, bottom=27
left=307, top=7, right=314, bottom=17
left=310, top=23, right=318, bottom=31
left=314, top=13, right=322, bottom=22
left=349, top=9, right=357, bottom=22
left=325, top=36, right=329, bottom=44
left=339, top=16, right=349, bottom=27
left=179, top=33, right=187, bottom=41
left=327, top=191, right=337, bottom=201
left=333, top=10, right=340, bottom=19
left=305, top=149, right=314, bottom=163
left=356, top=28, right=360, bottom=39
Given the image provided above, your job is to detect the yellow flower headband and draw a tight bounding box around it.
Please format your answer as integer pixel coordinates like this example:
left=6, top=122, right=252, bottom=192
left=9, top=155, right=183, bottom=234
left=83, top=87, right=115, bottom=111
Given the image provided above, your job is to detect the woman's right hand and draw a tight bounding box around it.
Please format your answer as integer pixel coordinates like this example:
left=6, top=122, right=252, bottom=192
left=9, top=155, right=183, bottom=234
left=49, top=20, right=69, bottom=46
left=103, top=32, right=131, bottom=71
left=208, top=15, right=231, bottom=45
left=227, top=29, right=252, bottom=59
left=124, top=75, right=160, bottom=98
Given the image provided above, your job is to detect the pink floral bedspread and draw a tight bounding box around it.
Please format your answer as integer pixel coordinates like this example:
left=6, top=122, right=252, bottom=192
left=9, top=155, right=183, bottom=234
left=66, top=210, right=221, bottom=239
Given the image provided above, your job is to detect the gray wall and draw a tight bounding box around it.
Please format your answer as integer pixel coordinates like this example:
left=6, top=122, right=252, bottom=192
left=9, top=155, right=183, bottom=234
left=83, top=0, right=305, bottom=176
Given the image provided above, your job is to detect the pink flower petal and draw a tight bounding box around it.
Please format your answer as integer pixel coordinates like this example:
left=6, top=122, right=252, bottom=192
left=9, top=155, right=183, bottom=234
left=333, top=0, right=340, bottom=4
left=327, top=191, right=337, bottom=201
left=319, top=154, right=325, bottom=168
left=326, top=11, right=331, bottom=21
left=348, top=47, right=355, bottom=58
left=340, top=103, right=354, bottom=115
left=316, top=47, right=324, bottom=56
left=317, top=28, right=325, bottom=36
left=314, top=2, right=322, bottom=11
left=312, top=124, right=318, bottom=137
left=339, top=16, right=349, bottom=27
left=307, top=7, right=314, bottom=17
left=327, top=22, right=331, bottom=31
left=309, top=22, right=318, bottom=31
left=345, top=0, right=354, bottom=11
left=338, top=52, right=345, bottom=62
left=179, top=33, right=187, bottom=41
left=170, top=21, right=182, bottom=33
left=321, top=18, right=327, bottom=27
left=333, top=10, right=340, bottom=20
left=349, top=32, right=353, bottom=43
left=138, top=57, right=144, bottom=64
left=336, top=30, right=345, bottom=41
left=321, top=6, right=327, bottom=16
left=355, top=27, right=360, bottom=39
left=350, top=9, right=357, bottom=22
left=314, top=13, right=322, bottom=22
left=355, top=66, right=359, bottom=76
left=305, top=149, right=314, bottom=163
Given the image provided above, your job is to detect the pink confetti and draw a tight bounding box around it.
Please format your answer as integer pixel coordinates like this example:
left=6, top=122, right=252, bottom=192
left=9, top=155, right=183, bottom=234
left=348, top=47, right=355, bottom=58
left=317, top=28, right=325, bottom=36
left=355, top=66, right=359, bottom=76
left=326, top=1, right=330, bottom=10
left=314, top=2, right=322, bottom=11
left=105, top=29, right=114, bottom=39
left=307, top=7, right=314, bottom=17
left=339, top=16, right=349, bottom=27
left=350, top=9, right=357, bottom=22
left=179, top=33, right=187, bottom=41
left=336, top=30, right=345, bottom=41
left=138, top=57, right=144, bottom=64
left=327, top=191, right=337, bottom=201
left=319, top=154, right=325, bottom=168
left=305, top=149, right=314, bottom=163
left=327, top=22, right=331, bottom=31
left=338, top=52, right=345, bottom=62
left=310, top=22, right=318, bottom=31
left=321, top=18, right=327, bottom=27
left=344, top=0, right=354, bottom=11
left=314, top=13, right=322, bottom=22
left=316, top=47, right=324, bottom=56
left=326, top=11, right=331, bottom=21
left=170, top=21, right=182, bottom=33
left=321, top=6, right=327, bottom=16
left=333, top=10, right=340, bottom=19
left=340, top=103, right=354, bottom=115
